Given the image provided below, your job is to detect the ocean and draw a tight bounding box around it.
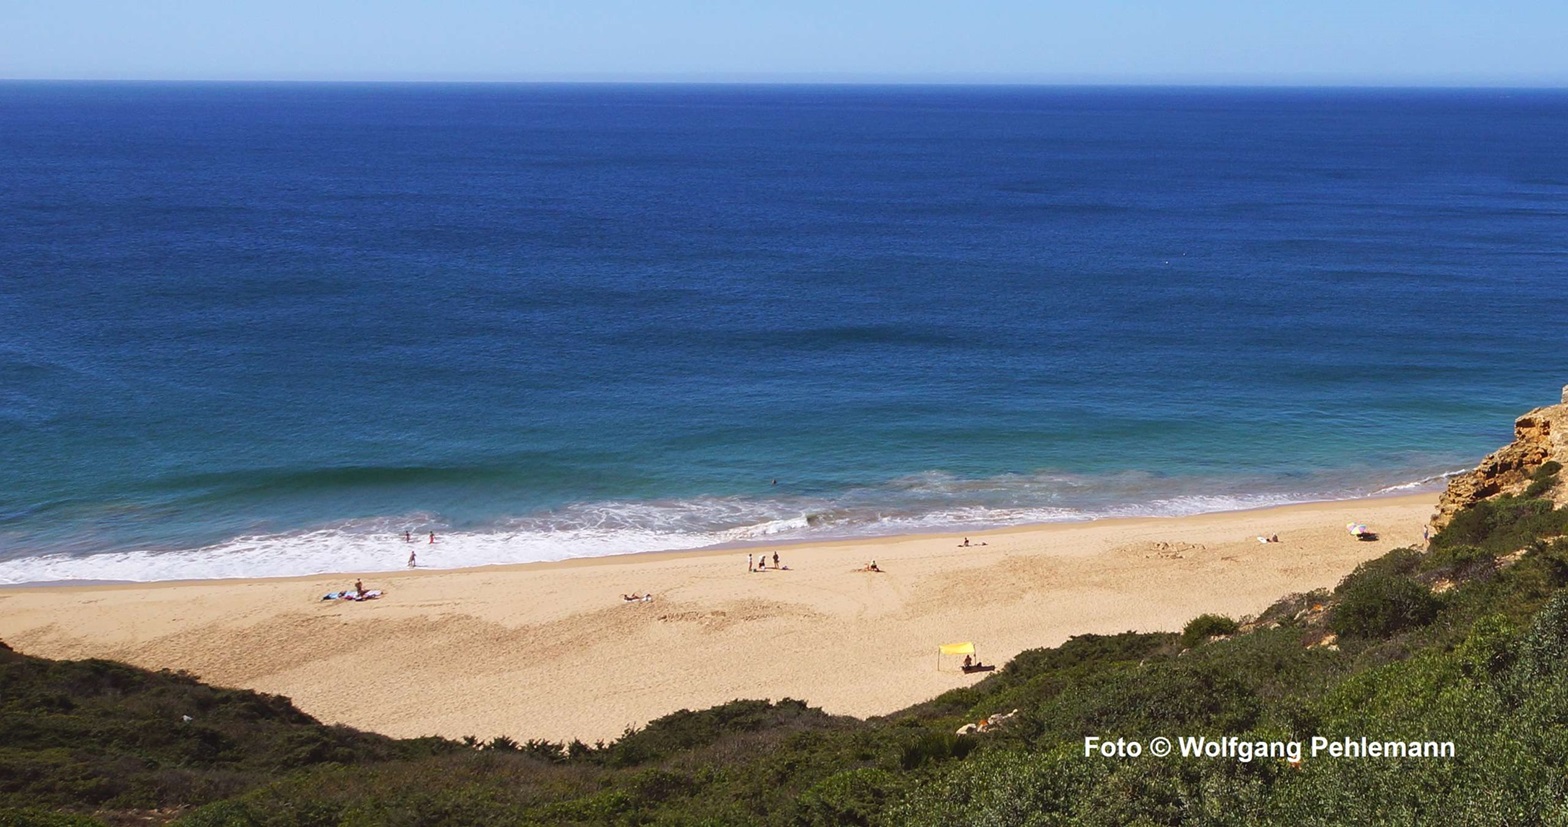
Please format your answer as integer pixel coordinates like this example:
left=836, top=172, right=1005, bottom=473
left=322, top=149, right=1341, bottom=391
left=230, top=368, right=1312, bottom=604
left=2, top=83, right=1565, bottom=584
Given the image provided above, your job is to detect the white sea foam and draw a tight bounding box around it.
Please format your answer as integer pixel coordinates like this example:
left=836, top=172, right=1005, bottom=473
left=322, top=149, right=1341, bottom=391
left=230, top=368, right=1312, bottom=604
left=0, top=471, right=1459, bottom=585
left=1371, top=469, right=1468, bottom=495
left=0, top=523, right=725, bottom=585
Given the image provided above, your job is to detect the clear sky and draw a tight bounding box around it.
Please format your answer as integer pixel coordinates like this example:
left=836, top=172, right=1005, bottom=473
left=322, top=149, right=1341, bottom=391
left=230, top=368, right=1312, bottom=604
left=3, top=1, right=1566, bottom=85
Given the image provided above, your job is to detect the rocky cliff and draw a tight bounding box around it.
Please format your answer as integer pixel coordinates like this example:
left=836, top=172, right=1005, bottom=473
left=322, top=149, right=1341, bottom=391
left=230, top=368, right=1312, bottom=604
left=1429, top=385, right=1568, bottom=532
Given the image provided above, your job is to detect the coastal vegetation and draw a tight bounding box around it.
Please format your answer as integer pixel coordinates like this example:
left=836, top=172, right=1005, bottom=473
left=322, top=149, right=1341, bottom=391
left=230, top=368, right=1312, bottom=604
left=4, top=462, right=1567, bottom=825
left=1179, top=613, right=1239, bottom=647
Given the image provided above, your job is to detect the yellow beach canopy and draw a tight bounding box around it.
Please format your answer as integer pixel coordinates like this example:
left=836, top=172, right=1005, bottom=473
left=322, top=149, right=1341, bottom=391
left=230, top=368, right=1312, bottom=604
left=939, top=642, right=975, bottom=656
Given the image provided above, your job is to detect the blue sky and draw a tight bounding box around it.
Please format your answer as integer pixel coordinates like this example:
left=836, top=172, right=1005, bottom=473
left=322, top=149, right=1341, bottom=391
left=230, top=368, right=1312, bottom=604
left=3, top=1, right=1566, bottom=85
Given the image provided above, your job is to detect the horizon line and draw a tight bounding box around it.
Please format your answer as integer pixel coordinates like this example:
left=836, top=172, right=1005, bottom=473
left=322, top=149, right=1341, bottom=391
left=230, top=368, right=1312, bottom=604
left=4, top=77, right=1568, bottom=91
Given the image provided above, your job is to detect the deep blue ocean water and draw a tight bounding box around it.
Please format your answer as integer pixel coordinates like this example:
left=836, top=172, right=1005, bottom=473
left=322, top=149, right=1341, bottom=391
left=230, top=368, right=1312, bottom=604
left=2, top=83, right=1565, bottom=583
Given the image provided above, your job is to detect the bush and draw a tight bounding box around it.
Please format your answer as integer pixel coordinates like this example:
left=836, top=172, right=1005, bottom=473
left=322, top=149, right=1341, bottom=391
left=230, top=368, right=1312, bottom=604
left=1035, top=659, right=1262, bottom=737
left=600, top=698, right=834, bottom=768
left=899, top=732, right=977, bottom=770
left=796, top=768, right=900, bottom=827
left=971, top=633, right=1174, bottom=727
left=997, top=633, right=1174, bottom=684
left=1420, top=543, right=1493, bottom=572
left=625, top=767, right=697, bottom=804
left=1180, top=614, right=1239, bottom=648
left=0, top=810, right=105, bottom=827
left=1331, top=571, right=1440, bottom=639
left=1435, top=495, right=1568, bottom=554
left=1419, top=543, right=1502, bottom=591
left=1456, top=614, right=1517, bottom=680
left=1337, top=547, right=1424, bottom=585
left=1525, top=461, right=1562, bottom=499
left=1504, top=592, right=1568, bottom=703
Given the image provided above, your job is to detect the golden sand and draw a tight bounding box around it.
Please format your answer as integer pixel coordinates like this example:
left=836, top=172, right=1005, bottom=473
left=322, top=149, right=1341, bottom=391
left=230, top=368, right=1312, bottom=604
left=0, top=494, right=1434, bottom=743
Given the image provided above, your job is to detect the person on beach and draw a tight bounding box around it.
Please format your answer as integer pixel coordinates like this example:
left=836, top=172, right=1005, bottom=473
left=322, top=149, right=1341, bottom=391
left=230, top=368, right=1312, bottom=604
left=748, top=553, right=754, bottom=572
left=429, top=532, right=436, bottom=544
left=773, top=551, right=780, bottom=568
left=407, top=549, right=417, bottom=568
left=404, top=531, right=411, bottom=543
left=961, top=538, right=971, bottom=547
left=354, top=579, right=365, bottom=599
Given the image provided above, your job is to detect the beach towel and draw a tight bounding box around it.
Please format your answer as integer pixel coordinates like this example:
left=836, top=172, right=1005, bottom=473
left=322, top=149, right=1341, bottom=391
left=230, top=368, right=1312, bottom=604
left=322, top=590, right=382, bottom=601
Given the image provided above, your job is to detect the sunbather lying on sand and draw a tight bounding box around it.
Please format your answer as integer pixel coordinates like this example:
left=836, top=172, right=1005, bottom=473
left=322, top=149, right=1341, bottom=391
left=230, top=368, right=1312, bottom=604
left=322, top=589, right=382, bottom=602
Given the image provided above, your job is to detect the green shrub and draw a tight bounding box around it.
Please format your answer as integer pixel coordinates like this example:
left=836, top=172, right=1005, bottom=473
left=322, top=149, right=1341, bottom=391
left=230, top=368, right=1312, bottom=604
left=625, top=767, right=697, bottom=804
left=1525, top=461, right=1562, bottom=499
left=0, top=809, right=106, bottom=827
left=898, top=732, right=976, bottom=770
left=1501, top=539, right=1568, bottom=600
left=997, top=633, right=1174, bottom=684
left=1435, top=495, right=1568, bottom=554
left=1337, top=547, right=1424, bottom=585
left=482, top=735, right=519, bottom=752
left=1504, top=592, right=1568, bottom=704
left=1456, top=614, right=1517, bottom=680
left=1035, top=659, right=1262, bottom=738
left=1330, top=571, right=1440, bottom=639
left=796, top=768, right=899, bottom=826
left=1420, top=542, right=1493, bottom=573
left=884, top=749, right=1094, bottom=827
left=1181, top=614, right=1240, bottom=648
left=975, top=633, right=1175, bottom=721
left=175, top=800, right=264, bottom=827
left=600, top=698, right=835, bottom=768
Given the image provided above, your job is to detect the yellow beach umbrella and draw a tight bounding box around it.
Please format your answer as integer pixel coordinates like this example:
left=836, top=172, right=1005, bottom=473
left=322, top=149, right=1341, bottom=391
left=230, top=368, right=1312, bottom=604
left=938, top=641, right=975, bottom=670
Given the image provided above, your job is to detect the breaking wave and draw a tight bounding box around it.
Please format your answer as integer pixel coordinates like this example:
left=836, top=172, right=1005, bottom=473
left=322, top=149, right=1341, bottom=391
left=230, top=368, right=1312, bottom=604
left=0, top=467, right=1454, bottom=585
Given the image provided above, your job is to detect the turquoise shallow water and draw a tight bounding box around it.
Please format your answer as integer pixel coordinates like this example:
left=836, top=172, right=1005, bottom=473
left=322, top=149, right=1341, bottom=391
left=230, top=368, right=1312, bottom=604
left=1, top=84, right=1565, bottom=583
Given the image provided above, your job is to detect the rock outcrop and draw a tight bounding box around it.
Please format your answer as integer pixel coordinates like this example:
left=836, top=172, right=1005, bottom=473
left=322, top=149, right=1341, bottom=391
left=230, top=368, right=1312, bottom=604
left=1429, top=386, right=1568, bottom=532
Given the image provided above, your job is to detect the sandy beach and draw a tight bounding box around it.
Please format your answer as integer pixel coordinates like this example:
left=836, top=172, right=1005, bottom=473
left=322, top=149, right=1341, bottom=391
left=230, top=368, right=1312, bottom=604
left=0, top=494, right=1435, bottom=743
